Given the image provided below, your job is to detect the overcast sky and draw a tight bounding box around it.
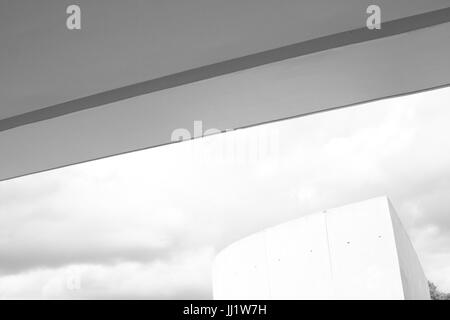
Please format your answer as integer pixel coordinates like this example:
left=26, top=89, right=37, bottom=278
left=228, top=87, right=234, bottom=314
left=0, top=87, right=449, bottom=299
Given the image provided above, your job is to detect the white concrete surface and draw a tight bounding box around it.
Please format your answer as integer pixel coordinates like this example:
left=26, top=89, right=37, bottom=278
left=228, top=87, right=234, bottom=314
left=212, top=196, right=430, bottom=300
left=2, top=1, right=449, bottom=119
left=2, top=21, right=450, bottom=181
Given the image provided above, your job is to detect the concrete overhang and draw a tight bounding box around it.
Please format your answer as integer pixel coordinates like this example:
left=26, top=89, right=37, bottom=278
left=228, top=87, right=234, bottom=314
left=1, top=1, right=450, bottom=181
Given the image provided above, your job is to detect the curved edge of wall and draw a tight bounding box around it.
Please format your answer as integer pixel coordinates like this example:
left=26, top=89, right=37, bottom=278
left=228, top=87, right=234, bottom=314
left=212, top=196, right=430, bottom=300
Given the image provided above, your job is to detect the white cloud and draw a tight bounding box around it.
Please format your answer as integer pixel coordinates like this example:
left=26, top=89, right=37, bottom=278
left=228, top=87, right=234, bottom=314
left=0, top=247, right=214, bottom=299
left=1, top=87, right=450, bottom=297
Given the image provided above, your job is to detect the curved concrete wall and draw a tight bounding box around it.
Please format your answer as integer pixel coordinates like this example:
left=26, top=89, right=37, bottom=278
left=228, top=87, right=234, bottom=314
left=212, top=197, right=430, bottom=300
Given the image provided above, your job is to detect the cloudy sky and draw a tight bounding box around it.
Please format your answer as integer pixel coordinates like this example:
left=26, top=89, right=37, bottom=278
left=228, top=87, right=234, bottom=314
left=0, top=86, right=449, bottom=299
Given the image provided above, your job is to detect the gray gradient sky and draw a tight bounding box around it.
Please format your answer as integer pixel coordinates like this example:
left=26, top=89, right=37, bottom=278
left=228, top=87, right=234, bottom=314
left=0, top=87, right=449, bottom=299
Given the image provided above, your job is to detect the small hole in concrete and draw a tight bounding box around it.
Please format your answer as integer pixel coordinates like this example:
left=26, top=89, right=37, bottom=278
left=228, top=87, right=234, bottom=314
left=346, top=241, right=350, bottom=244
